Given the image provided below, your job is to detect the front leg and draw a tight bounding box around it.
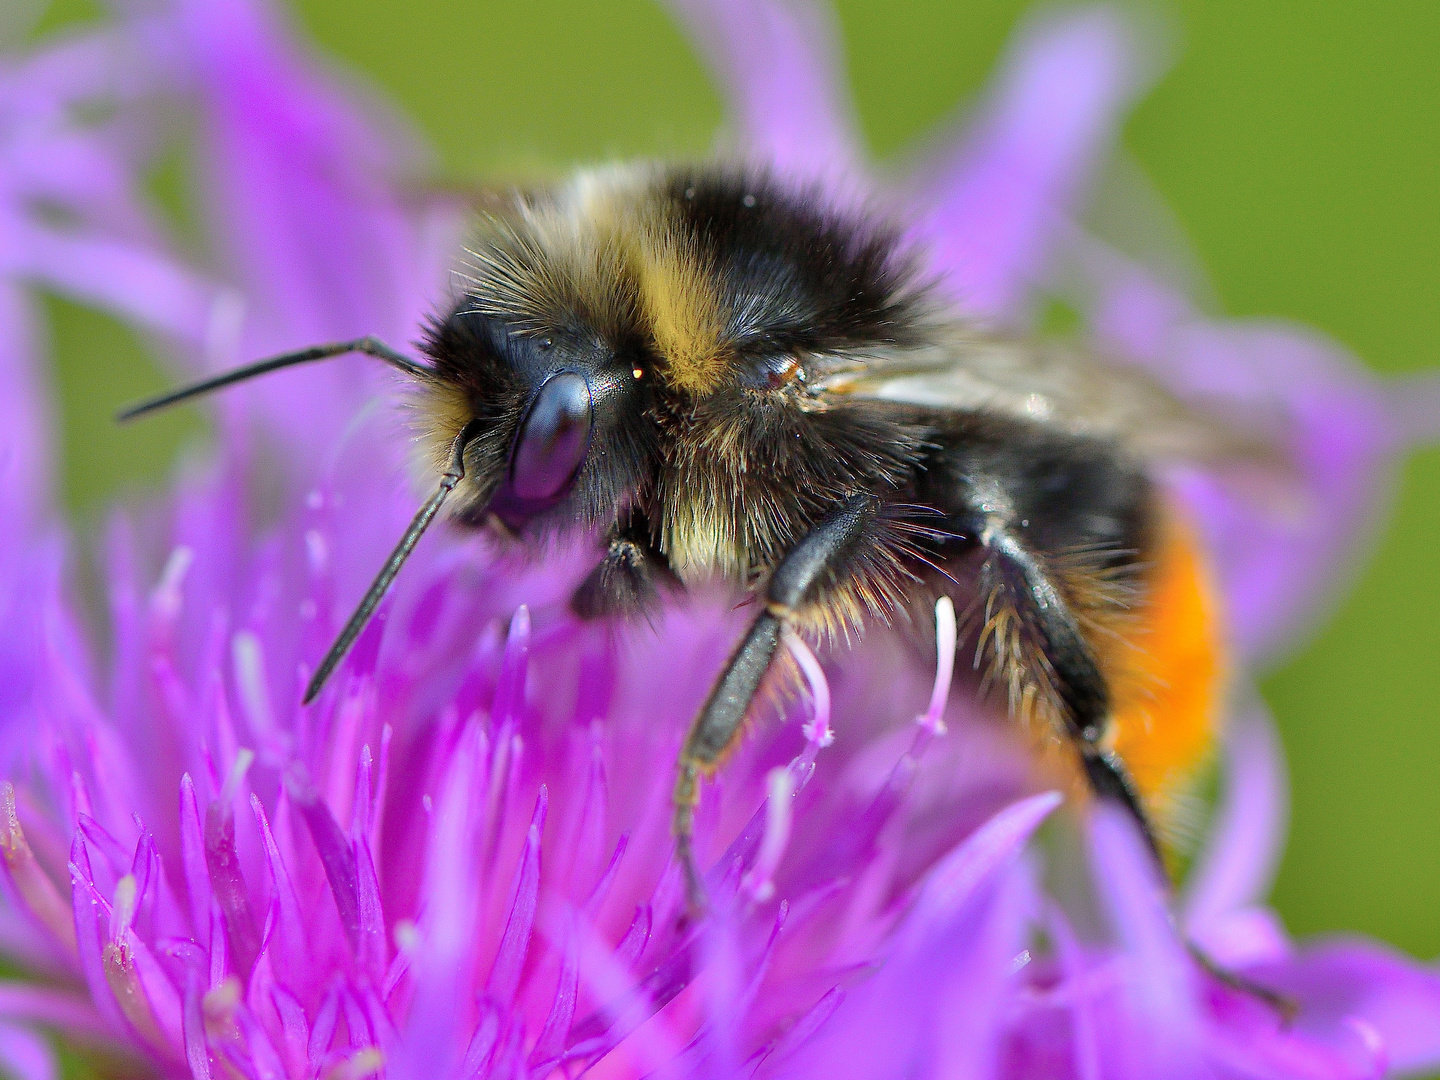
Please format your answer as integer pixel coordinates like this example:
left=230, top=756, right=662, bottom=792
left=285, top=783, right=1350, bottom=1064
left=673, top=493, right=883, bottom=913
left=570, top=512, right=676, bottom=621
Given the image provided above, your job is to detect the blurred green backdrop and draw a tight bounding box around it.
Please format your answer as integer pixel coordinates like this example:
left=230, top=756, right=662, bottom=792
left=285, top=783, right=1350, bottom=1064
left=34, top=0, right=1440, bottom=963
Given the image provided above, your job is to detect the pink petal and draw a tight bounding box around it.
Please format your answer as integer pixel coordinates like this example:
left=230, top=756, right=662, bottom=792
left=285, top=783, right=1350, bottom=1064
left=178, top=775, right=213, bottom=951
left=1086, top=266, right=1397, bottom=661
left=203, top=797, right=261, bottom=980
left=1278, top=941, right=1440, bottom=1074
left=387, top=718, right=490, bottom=1079
left=67, top=839, right=125, bottom=1037
left=909, top=7, right=1150, bottom=321
left=182, top=964, right=212, bottom=1080
left=0, top=783, right=77, bottom=952
left=528, top=913, right=581, bottom=1071
left=784, top=792, right=1059, bottom=1077
left=485, top=788, right=547, bottom=1006
left=288, top=772, right=360, bottom=954
left=249, top=794, right=310, bottom=980
left=353, top=835, right=387, bottom=984
left=1182, top=703, right=1289, bottom=957
left=0, top=1021, right=57, bottom=1080
left=669, top=0, right=861, bottom=179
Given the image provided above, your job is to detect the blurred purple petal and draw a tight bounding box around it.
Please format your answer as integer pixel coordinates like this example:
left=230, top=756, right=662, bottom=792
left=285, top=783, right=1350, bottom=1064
left=784, top=792, right=1058, bottom=1078
left=0, top=285, right=49, bottom=537
left=0, top=982, right=103, bottom=1037
left=0, top=1021, right=56, bottom=1080
left=0, top=18, right=176, bottom=121
left=910, top=7, right=1150, bottom=321
left=669, top=0, right=861, bottom=179
left=1082, top=261, right=1396, bottom=660
left=1089, top=805, right=1205, bottom=1074
left=2, top=127, right=135, bottom=224
left=1182, top=702, right=1289, bottom=960
left=168, top=0, right=458, bottom=454
left=906, top=790, right=1062, bottom=929
left=9, top=218, right=219, bottom=344
left=1279, top=941, right=1440, bottom=1073
left=0, top=280, right=54, bottom=761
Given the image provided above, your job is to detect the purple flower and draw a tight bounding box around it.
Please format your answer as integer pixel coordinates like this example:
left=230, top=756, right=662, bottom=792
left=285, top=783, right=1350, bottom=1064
left=2, top=1, right=1440, bottom=1078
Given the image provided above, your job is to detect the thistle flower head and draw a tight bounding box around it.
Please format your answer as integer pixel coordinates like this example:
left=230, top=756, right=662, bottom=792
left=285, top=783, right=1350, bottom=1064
left=2, top=1, right=1440, bottom=1078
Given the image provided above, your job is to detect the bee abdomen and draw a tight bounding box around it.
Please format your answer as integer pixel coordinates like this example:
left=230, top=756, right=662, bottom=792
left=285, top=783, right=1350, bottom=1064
left=1102, top=513, right=1225, bottom=834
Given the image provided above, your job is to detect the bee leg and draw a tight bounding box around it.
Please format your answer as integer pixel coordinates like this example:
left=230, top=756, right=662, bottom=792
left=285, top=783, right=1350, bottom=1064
left=1081, top=747, right=1161, bottom=864
left=976, top=518, right=1162, bottom=858
left=570, top=513, right=676, bottom=621
left=673, top=493, right=880, bottom=917
left=1189, top=941, right=1299, bottom=1022
left=673, top=611, right=783, bottom=915
left=978, top=520, right=1296, bottom=1017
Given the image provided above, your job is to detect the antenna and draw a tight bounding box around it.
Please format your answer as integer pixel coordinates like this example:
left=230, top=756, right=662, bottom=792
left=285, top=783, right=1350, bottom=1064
left=115, top=336, right=430, bottom=422
left=302, top=418, right=485, bottom=704
left=116, top=332, right=475, bottom=705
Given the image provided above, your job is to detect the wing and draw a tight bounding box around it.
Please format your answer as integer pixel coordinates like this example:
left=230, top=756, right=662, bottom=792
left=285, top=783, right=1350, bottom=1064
left=811, top=321, right=1284, bottom=470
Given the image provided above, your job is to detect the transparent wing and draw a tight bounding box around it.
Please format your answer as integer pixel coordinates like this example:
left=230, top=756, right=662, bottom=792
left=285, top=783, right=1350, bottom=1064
left=813, top=322, right=1284, bottom=470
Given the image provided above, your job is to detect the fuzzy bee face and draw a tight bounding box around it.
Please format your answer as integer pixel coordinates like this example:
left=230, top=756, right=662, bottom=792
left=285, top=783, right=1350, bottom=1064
left=417, top=163, right=936, bottom=576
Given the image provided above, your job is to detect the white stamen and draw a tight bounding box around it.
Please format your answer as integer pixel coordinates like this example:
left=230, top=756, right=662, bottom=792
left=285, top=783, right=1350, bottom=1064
left=742, top=767, right=796, bottom=903
left=150, top=546, right=194, bottom=622
left=918, top=596, right=957, bottom=734
left=221, top=748, right=255, bottom=806
left=784, top=630, right=833, bottom=748
left=232, top=632, right=276, bottom=736
left=110, top=874, right=138, bottom=940
left=305, top=529, right=330, bottom=575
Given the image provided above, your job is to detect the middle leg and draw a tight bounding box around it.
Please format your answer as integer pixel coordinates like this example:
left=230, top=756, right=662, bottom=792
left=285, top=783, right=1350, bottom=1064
left=672, top=493, right=887, bottom=912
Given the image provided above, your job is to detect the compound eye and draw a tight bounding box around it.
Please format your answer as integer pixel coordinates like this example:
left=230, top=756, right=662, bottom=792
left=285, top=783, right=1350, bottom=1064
left=510, top=372, right=593, bottom=502
left=741, top=353, right=803, bottom=390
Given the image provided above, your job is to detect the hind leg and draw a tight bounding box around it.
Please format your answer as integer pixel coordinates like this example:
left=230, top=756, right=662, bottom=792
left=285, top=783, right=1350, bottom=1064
left=970, top=514, right=1162, bottom=853
left=973, top=515, right=1293, bottom=1016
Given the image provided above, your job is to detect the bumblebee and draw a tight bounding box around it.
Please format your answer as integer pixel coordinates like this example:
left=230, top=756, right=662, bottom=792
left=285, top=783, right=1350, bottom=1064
left=121, top=162, right=1263, bottom=914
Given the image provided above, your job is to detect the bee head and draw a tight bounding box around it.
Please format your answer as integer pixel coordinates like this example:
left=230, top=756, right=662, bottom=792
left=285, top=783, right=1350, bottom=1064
left=418, top=297, right=656, bottom=535
left=416, top=164, right=928, bottom=541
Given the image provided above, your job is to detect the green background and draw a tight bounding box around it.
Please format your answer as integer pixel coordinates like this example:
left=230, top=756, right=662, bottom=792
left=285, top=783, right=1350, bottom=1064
left=34, top=0, right=1440, bottom=973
